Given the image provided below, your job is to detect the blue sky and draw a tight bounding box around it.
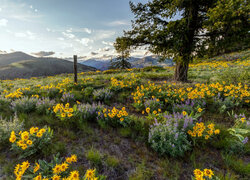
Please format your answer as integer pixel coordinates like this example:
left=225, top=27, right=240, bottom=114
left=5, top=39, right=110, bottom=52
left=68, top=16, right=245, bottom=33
left=0, top=0, right=150, bottom=59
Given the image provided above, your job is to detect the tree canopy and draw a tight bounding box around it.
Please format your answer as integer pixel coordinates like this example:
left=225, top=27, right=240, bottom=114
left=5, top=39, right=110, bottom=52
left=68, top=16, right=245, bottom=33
left=115, top=0, right=249, bottom=81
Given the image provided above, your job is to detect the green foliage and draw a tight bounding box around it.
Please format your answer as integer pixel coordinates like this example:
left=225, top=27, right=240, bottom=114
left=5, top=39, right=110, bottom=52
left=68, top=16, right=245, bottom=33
left=0, top=115, right=23, bottom=147
left=148, top=115, right=192, bottom=157
left=10, top=127, right=53, bottom=159
left=205, top=0, right=249, bottom=56
left=11, top=97, right=38, bottom=113
left=129, top=161, right=153, bottom=180
left=85, top=148, right=102, bottom=167
left=105, top=155, right=120, bottom=168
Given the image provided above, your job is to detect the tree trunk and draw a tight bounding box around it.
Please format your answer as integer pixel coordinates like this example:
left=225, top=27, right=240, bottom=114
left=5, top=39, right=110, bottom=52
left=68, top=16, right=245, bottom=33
left=174, top=62, right=189, bottom=82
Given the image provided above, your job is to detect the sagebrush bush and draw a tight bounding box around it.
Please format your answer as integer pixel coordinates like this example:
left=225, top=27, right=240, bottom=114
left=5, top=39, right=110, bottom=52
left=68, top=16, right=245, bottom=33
left=0, top=115, right=23, bottom=146
left=36, top=97, right=55, bottom=114
left=11, top=97, right=38, bottom=113
left=93, top=88, right=113, bottom=102
left=148, top=113, right=193, bottom=157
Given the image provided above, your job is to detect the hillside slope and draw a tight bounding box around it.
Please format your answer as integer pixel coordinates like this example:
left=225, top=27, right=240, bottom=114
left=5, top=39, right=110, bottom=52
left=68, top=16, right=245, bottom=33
left=0, top=52, right=96, bottom=79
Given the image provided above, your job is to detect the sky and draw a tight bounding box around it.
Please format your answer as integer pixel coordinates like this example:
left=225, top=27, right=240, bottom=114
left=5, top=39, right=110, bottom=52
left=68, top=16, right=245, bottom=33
left=0, top=0, right=150, bottom=60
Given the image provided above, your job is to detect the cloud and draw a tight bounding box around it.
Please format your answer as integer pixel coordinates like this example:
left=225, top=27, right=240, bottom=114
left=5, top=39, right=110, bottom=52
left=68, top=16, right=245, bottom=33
left=66, top=28, right=73, bottom=33
left=31, top=51, right=55, bottom=57
left=91, top=52, right=98, bottom=56
left=57, top=37, right=64, bottom=41
left=76, top=38, right=93, bottom=46
left=14, top=30, right=36, bottom=39
left=83, top=28, right=92, bottom=34
left=0, top=19, right=8, bottom=26
left=0, top=8, right=2, bottom=12
left=108, top=20, right=130, bottom=26
left=102, top=41, right=114, bottom=46
left=99, top=47, right=110, bottom=52
left=94, top=30, right=116, bottom=40
left=62, top=32, right=75, bottom=39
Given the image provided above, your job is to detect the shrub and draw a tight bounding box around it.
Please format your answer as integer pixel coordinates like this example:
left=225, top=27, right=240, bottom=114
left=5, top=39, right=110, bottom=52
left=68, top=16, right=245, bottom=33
left=148, top=112, right=193, bottom=157
left=61, top=92, right=75, bottom=103
left=52, top=103, right=77, bottom=121
left=85, top=148, right=102, bottom=166
left=0, top=115, right=23, bottom=146
left=93, top=88, right=113, bottom=102
left=36, top=97, right=55, bottom=114
left=97, top=107, right=130, bottom=127
left=144, top=98, right=163, bottom=112
left=77, top=102, right=103, bottom=123
left=10, top=126, right=53, bottom=159
left=11, top=97, right=38, bottom=113
left=13, top=154, right=101, bottom=179
left=105, top=155, right=119, bottom=168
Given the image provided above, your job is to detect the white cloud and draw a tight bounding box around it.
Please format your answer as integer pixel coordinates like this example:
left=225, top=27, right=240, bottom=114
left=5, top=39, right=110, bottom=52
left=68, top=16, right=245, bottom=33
left=66, top=28, right=73, bottom=33
left=30, top=5, right=33, bottom=9
left=98, top=46, right=111, bottom=52
left=83, top=28, right=92, bottom=34
left=76, top=38, right=93, bottom=46
left=0, top=8, right=2, bottom=12
left=108, top=20, right=130, bottom=26
left=102, top=41, right=113, bottom=46
left=15, top=32, right=26, bottom=38
left=0, top=19, right=8, bottom=26
left=94, top=30, right=116, bottom=40
left=62, top=32, right=75, bottom=39
left=57, top=37, right=64, bottom=41
left=34, top=9, right=38, bottom=12
left=15, top=30, right=36, bottom=39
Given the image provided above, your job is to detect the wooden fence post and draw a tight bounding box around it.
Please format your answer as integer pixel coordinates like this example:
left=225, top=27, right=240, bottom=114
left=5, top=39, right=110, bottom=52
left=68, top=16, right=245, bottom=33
left=73, top=55, right=77, bottom=83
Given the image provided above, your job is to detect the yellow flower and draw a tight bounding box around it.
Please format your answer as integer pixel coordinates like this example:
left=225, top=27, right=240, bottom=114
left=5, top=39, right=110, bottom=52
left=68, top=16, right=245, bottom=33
left=27, top=140, right=33, bottom=146
left=197, top=108, right=203, bottom=113
left=205, top=135, right=210, bottom=140
left=146, top=107, right=150, bottom=114
left=9, top=135, right=16, bottom=143
left=21, top=131, right=29, bottom=141
left=52, top=175, right=61, bottom=180
left=60, top=162, right=69, bottom=172
left=39, top=129, right=46, bottom=133
left=33, top=163, right=40, bottom=173
left=158, top=109, right=161, bottom=112
left=120, top=118, right=124, bottom=122
left=241, top=117, right=246, bottom=123
left=65, top=157, right=72, bottom=164
left=71, top=154, right=77, bottom=162
left=61, top=113, right=66, bottom=118
left=33, top=173, right=42, bottom=180
left=182, top=111, right=187, bottom=116
left=69, top=170, right=79, bottom=179
left=142, top=111, right=145, bottom=114
left=53, top=164, right=61, bottom=174
left=203, top=169, right=214, bottom=178
left=36, top=132, right=43, bottom=138
left=193, top=169, right=203, bottom=177
left=214, top=129, right=220, bottom=134
left=84, top=169, right=96, bottom=180
left=21, top=144, right=28, bottom=150
left=67, top=113, right=73, bottom=117
left=153, top=110, right=157, bottom=115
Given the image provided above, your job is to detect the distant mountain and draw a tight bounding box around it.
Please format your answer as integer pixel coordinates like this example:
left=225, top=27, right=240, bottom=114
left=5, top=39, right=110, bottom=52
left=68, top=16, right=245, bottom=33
left=80, top=56, right=174, bottom=70
left=0, top=52, right=96, bottom=80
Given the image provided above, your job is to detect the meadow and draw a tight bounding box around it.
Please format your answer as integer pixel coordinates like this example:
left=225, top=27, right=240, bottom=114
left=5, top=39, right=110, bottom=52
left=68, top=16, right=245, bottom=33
left=0, top=50, right=249, bottom=180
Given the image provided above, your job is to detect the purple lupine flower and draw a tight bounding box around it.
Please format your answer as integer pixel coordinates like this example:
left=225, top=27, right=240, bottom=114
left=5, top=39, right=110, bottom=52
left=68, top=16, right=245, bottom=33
left=242, top=137, right=248, bottom=144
